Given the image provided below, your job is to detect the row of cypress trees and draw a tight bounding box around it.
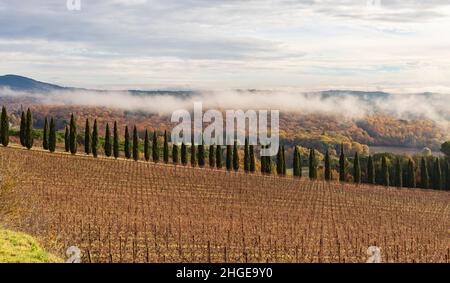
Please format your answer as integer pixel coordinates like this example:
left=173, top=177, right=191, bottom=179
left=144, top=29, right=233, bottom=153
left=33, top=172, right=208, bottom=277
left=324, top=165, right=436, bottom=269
left=299, top=144, right=448, bottom=190
left=3, top=108, right=449, bottom=190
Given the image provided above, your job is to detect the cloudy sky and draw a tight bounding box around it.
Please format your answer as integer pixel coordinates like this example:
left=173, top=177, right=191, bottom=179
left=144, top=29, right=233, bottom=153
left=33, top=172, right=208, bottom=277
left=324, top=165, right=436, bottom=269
left=1, top=0, right=450, bottom=91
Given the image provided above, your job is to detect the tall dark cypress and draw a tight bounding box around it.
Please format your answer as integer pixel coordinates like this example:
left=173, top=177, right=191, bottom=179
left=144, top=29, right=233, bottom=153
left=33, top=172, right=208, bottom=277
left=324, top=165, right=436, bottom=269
left=198, top=138, right=205, bottom=167
left=281, top=145, right=286, bottom=175
left=92, top=119, right=98, bottom=158
left=163, top=130, right=169, bottom=163
left=276, top=145, right=283, bottom=175
left=394, top=157, right=402, bottom=187
left=104, top=123, right=112, bottom=157
left=48, top=117, right=56, bottom=153
left=233, top=141, right=239, bottom=172
left=226, top=145, right=232, bottom=171
left=433, top=157, right=442, bottom=190
left=133, top=126, right=139, bottom=161
left=381, top=156, right=389, bottom=187
left=445, top=160, right=450, bottom=190
left=244, top=138, right=250, bottom=172
left=25, top=108, right=33, bottom=150
left=249, top=145, right=255, bottom=173
left=216, top=145, right=222, bottom=169
left=20, top=111, right=26, bottom=147
left=367, top=155, right=375, bottom=184
left=190, top=136, right=196, bottom=167
left=144, top=129, right=150, bottom=161
left=69, top=113, right=76, bottom=154
left=84, top=119, right=91, bottom=155
left=420, top=157, right=429, bottom=189
left=64, top=125, right=70, bottom=152
left=42, top=117, right=49, bottom=150
left=172, top=144, right=179, bottom=164
left=324, top=150, right=331, bottom=181
left=124, top=126, right=131, bottom=159
left=1, top=106, right=9, bottom=147
left=293, top=146, right=301, bottom=178
left=407, top=159, right=416, bottom=188
left=181, top=142, right=187, bottom=166
left=339, top=144, right=346, bottom=182
left=261, top=149, right=266, bottom=174
left=265, top=154, right=272, bottom=174
left=353, top=152, right=361, bottom=184
left=113, top=121, right=119, bottom=159
left=209, top=144, right=215, bottom=168
left=152, top=131, right=159, bottom=163
left=308, top=149, right=317, bottom=179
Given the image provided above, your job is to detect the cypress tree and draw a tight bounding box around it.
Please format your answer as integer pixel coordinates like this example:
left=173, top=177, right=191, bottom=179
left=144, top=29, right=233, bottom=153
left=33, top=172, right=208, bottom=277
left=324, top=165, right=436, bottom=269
left=353, top=152, right=361, bottom=184
left=152, top=131, right=159, bottom=162
left=407, top=159, right=416, bottom=188
left=25, top=108, right=34, bottom=150
left=19, top=111, right=26, bottom=147
left=0, top=106, right=9, bottom=147
left=226, top=145, right=232, bottom=171
left=69, top=113, right=76, bottom=154
left=64, top=125, right=70, bottom=152
left=198, top=138, right=205, bottom=167
left=433, top=157, right=442, bottom=190
left=92, top=119, right=98, bottom=158
left=104, top=123, right=112, bottom=157
left=420, top=157, right=429, bottom=189
left=395, top=157, right=402, bottom=187
left=261, top=149, right=266, bottom=174
left=124, top=126, right=131, bottom=159
left=233, top=141, right=239, bottom=172
left=216, top=145, right=222, bottom=169
left=276, top=145, right=283, bottom=176
left=209, top=144, right=215, bottom=168
left=190, top=136, right=196, bottom=167
left=49, top=117, right=56, bottom=153
left=84, top=119, right=91, bottom=155
left=244, top=138, right=250, bottom=172
left=293, top=146, right=301, bottom=178
left=381, top=156, right=389, bottom=187
left=308, top=149, right=317, bottom=179
left=445, top=160, right=450, bottom=191
left=113, top=121, right=119, bottom=159
left=339, top=143, right=346, bottom=182
left=163, top=130, right=169, bottom=163
left=172, top=144, right=179, bottom=164
left=144, top=129, right=150, bottom=161
left=367, top=155, right=375, bottom=184
left=42, top=117, right=49, bottom=150
left=181, top=142, right=187, bottom=165
left=249, top=145, right=255, bottom=173
left=133, top=126, right=139, bottom=161
left=281, top=145, right=286, bottom=175
left=324, top=150, right=331, bottom=181
left=266, top=154, right=272, bottom=174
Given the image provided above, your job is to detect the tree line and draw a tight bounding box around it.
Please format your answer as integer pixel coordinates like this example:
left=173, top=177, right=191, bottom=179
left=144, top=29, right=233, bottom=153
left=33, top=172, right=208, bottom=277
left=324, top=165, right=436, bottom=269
left=0, top=108, right=449, bottom=191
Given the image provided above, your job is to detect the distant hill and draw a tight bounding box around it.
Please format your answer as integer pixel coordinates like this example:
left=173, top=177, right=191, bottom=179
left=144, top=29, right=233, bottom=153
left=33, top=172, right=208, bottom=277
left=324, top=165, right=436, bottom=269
left=0, top=75, right=71, bottom=92
left=0, top=74, right=194, bottom=96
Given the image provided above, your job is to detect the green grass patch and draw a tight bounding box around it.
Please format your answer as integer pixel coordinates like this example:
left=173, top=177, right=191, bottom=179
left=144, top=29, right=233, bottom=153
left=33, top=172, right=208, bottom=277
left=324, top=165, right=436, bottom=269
left=0, top=228, right=62, bottom=263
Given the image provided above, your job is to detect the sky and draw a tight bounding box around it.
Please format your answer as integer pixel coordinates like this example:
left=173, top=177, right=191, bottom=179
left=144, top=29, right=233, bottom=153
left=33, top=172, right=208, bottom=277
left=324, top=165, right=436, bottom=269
left=1, top=0, right=450, bottom=91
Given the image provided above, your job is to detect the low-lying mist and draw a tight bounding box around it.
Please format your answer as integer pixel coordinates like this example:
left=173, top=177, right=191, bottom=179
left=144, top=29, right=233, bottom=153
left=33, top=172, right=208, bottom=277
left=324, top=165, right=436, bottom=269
left=1, top=87, right=450, bottom=127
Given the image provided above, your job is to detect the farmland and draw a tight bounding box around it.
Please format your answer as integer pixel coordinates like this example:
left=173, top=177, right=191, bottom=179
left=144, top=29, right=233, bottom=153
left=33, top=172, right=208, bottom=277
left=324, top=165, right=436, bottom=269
left=1, top=146, right=449, bottom=263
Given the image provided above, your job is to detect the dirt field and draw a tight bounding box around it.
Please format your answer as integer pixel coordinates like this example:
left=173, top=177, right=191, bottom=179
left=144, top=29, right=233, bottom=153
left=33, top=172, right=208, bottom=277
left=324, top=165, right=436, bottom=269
left=1, top=146, right=449, bottom=263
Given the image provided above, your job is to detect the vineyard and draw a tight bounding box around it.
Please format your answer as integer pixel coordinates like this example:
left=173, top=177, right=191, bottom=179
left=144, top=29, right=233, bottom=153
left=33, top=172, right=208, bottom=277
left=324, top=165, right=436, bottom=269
left=1, top=146, right=449, bottom=263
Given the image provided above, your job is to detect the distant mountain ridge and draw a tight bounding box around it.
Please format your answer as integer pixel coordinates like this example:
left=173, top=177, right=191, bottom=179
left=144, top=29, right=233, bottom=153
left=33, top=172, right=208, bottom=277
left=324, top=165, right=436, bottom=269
left=0, top=74, right=426, bottom=99
left=0, top=74, right=194, bottom=97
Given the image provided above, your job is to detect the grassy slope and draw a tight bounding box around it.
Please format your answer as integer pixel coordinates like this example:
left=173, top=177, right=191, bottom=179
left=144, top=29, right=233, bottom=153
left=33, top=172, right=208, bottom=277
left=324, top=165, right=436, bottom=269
left=0, top=227, right=62, bottom=263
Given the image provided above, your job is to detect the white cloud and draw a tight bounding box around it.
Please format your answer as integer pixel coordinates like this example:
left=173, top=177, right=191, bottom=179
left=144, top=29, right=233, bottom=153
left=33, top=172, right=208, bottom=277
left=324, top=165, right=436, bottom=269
left=0, top=0, right=450, bottom=90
